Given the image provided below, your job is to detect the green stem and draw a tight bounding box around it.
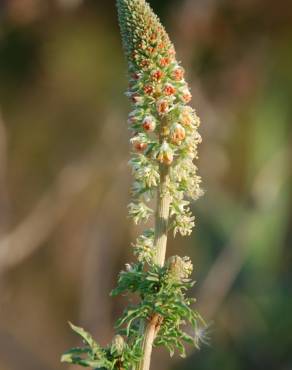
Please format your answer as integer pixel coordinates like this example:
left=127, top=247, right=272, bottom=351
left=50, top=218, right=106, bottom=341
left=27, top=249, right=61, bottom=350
left=154, top=165, right=171, bottom=266
left=137, top=165, right=171, bottom=370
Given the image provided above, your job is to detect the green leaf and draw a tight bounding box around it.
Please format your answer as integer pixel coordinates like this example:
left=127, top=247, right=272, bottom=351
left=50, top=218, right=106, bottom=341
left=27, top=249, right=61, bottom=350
left=61, top=352, right=104, bottom=368
left=61, top=347, right=91, bottom=357
left=68, top=322, right=98, bottom=349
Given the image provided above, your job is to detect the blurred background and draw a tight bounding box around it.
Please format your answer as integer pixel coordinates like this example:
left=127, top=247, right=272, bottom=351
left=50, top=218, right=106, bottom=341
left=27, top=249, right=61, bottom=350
left=0, top=0, right=291, bottom=369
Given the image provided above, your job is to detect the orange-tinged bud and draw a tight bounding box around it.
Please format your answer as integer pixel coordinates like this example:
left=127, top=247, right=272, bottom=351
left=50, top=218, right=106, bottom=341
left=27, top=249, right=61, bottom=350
left=172, top=66, right=185, bottom=81
left=163, top=83, right=176, bottom=96
left=159, top=57, right=170, bottom=67
left=181, top=87, right=192, bottom=103
left=180, top=106, right=194, bottom=127
left=143, top=116, right=156, bottom=132
left=144, top=85, right=154, bottom=95
left=171, top=123, right=186, bottom=145
left=152, top=70, right=164, bottom=81
left=133, top=141, right=147, bottom=152
left=140, top=59, right=150, bottom=68
left=156, top=99, right=169, bottom=115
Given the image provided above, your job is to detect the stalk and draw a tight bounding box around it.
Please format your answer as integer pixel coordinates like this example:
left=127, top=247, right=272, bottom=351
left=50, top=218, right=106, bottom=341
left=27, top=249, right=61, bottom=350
left=138, top=166, right=170, bottom=370
left=138, top=314, right=161, bottom=370
left=154, top=165, right=171, bottom=267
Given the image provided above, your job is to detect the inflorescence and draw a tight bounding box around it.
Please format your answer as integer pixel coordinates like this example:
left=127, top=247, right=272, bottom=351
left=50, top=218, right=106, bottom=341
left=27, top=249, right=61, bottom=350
left=61, top=1, right=205, bottom=369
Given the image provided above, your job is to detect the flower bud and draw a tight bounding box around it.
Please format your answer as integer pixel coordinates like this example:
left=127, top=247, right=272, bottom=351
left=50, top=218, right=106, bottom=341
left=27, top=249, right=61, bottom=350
left=140, top=59, right=150, bottom=68
left=131, top=72, right=141, bottom=80
left=168, top=47, right=176, bottom=58
left=131, top=93, right=143, bottom=104
left=179, top=106, right=194, bottom=127
left=143, top=116, right=156, bottom=132
left=180, top=86, right=192, bottom=103
left=131, top=137, right=147, bottom=152
left=134, top=142, right=147, bottom=152
left=152, top=70, right=164, bottom=81
left=157, top=141, right=174, bottom=165
left=170, top=123, right=186, bottom=145
left=172, top=66, right=185, bottom=81
left=144, top=85, right=154, bottom=95
left=156, top=99, right=169, bottom=115
left=163, top=83, right=176, bottom=96
left=159, top=57, right=170, bottom=67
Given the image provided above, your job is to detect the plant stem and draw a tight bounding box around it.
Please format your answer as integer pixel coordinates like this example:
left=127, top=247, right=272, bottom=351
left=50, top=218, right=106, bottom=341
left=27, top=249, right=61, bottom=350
left=138, top=314, right=161, bottom=370
left=138, top=165, right=171, bottom=370
left=154, top=165, right=171, bottom=267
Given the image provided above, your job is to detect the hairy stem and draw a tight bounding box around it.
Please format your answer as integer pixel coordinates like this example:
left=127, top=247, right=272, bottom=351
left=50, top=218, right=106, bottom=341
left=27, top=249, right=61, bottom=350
left=138, top=165, right=171, bottom=370
left=154, top=165, right=171, bottom=266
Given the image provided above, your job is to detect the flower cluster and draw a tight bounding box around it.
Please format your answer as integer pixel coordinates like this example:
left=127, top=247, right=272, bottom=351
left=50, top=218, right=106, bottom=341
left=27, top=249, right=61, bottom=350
left=132, top=228, right=155, bottom=263
left=118, top=0, right=203, bottom=236
left=61, top=1, right=206, bottom=369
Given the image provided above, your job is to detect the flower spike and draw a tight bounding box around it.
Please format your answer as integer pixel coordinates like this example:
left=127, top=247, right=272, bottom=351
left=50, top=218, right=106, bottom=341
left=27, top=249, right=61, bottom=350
left=118, top=0, right=203, bottom=234
left=61, top=3, right=207, bottom=370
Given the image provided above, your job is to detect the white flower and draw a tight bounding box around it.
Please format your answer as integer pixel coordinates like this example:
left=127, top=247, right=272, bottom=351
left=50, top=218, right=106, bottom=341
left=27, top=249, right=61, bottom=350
left=132, top=229, right=155, bottom=263
left=128, top=202, right=153, bottom=224
left=173, top=212, right=195, bottom=237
